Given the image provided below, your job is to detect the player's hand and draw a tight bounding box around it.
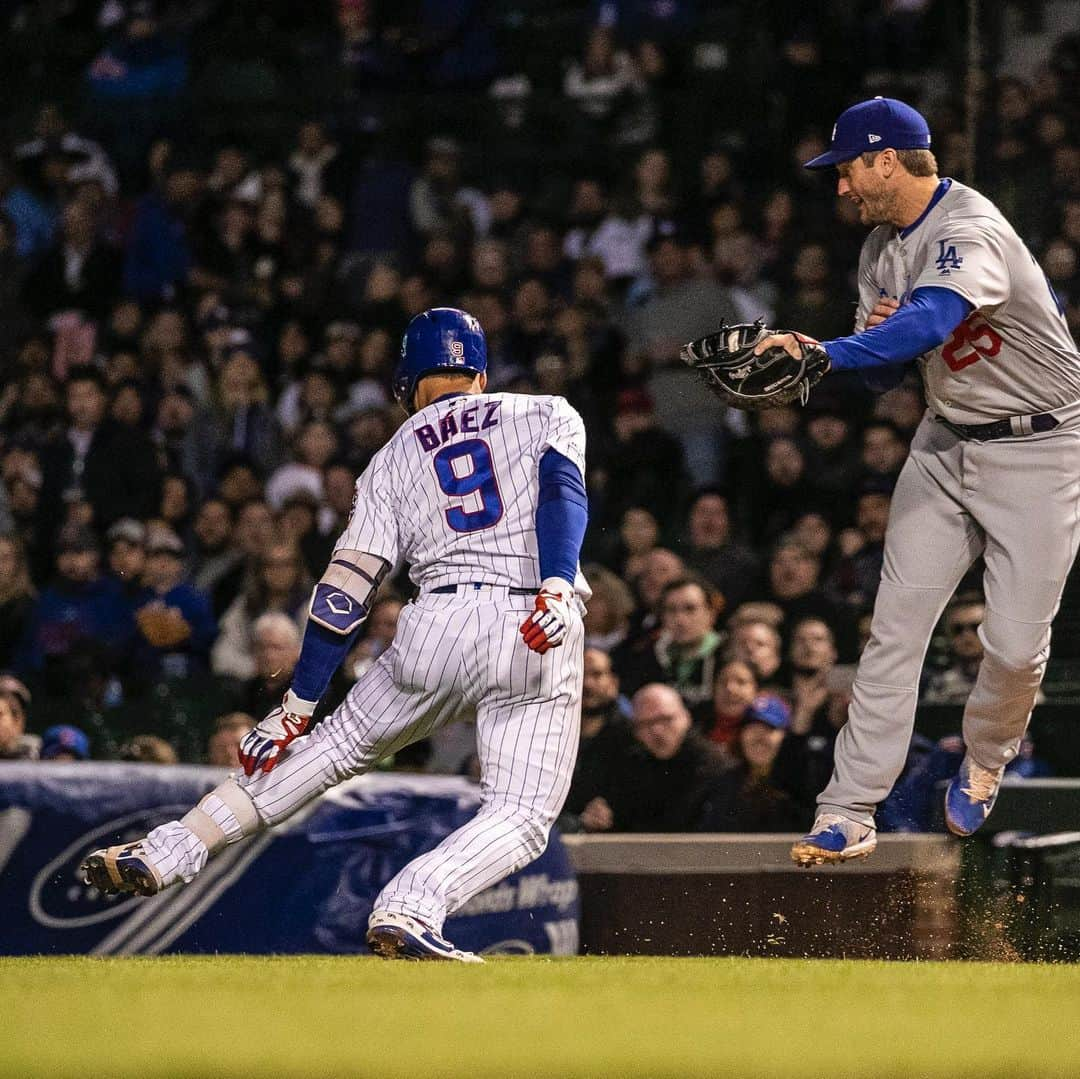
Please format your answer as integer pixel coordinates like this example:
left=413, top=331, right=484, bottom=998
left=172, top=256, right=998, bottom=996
left=581, top=797, right=614, bottom=833
left=866, top=297, right=900, bottom=328
left=520, top=578, right=575, bottom=654
left=752, top=331, right=819, bottom=360
left=238, top=689, right=318, bottom=776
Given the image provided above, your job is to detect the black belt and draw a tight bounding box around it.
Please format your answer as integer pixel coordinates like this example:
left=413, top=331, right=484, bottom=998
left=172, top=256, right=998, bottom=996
left=430, top=583, right=535, bottom=595
left=937, top=413, right=1059, bottom=441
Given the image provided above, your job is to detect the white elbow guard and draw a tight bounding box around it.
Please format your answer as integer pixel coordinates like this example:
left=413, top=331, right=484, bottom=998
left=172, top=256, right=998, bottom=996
left=309, top=550, right=390, bottom=635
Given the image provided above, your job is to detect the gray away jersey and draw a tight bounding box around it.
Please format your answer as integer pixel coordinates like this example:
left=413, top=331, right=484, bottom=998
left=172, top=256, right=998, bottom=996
left=337, top=392, right=590, bottom=595
left=854, top=179, right=1080, bottom=423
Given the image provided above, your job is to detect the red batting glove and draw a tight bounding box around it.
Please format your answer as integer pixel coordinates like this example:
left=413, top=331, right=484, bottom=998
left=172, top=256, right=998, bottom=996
left=520, top=578, right=575, bottom=654
left=237, top=689, right=318, bottom=776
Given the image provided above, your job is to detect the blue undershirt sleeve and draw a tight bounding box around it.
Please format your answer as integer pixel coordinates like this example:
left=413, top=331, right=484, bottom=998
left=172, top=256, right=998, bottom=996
left=537, top=448, right=589, bottom=586
left=822, top=286, right=973, bottom=372
left=290, top=620, right=362, bottom=704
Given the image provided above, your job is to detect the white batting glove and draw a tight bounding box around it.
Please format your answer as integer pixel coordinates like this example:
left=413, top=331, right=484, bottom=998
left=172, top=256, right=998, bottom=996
left=520, top=578, right=575, bottom=654
left=238, top=689, right=318, bottom=776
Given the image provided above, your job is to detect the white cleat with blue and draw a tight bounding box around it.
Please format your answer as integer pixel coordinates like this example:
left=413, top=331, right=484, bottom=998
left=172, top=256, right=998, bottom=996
left=366, top=911, right=484, bottom=963
left=790, top=813, right=877, bottom=866
left=945, top=754, right=1005, bottom=837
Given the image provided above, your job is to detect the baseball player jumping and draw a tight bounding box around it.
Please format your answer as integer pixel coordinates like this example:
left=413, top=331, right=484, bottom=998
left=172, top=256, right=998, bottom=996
left=82, top=308, right=590, bottom=961
left=687, top=97, right=1080, bottom=864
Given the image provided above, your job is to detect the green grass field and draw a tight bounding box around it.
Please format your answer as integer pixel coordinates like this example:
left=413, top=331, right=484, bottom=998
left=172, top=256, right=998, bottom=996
left=3, top=955, right=1078, bottom=1078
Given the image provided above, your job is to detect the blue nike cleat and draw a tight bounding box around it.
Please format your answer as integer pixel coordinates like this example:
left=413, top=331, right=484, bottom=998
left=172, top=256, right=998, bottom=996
left=366, top=911, right=484, bottom=963
left=945, top=754, right=1005, bottom=837
left=80, top=843, right=163, bottom=896
left=790, top=813, right=877, bottom=866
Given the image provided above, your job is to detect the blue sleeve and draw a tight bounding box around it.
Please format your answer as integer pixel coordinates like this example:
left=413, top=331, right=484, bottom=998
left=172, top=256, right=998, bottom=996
left=537, top=448, right=588, bottom=586
left=290, top=620, right=361, bottom=704
left=822, top=287, right=973, bottom=371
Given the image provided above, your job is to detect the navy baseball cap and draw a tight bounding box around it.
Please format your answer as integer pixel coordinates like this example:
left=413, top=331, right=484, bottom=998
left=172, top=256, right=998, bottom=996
left=804, top=97, right=931, bottom=170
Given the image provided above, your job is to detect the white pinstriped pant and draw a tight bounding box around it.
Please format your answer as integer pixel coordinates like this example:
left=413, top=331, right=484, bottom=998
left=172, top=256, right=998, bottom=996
left=237, top=590, right=583, bottom=929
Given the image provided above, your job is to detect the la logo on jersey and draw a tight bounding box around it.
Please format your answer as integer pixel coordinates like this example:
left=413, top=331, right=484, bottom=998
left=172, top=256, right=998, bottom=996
left=935, top=240, right=963, bottom=275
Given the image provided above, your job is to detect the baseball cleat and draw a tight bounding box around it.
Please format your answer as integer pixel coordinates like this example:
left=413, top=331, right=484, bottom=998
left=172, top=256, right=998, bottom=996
left=366, top=911, right=484, bottom=963
left=944, top=754, right=1005, bottom=837
left=80, top=843, right=163, bottom=897
left=790, top=813, right=877, bottom=866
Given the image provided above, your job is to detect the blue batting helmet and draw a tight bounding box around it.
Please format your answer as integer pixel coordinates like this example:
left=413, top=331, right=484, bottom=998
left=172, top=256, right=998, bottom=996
left=393, top=307, right=487, bottom=413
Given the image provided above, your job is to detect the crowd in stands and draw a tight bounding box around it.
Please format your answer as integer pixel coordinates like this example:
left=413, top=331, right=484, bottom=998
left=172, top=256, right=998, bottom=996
left=0, top=1, right=1076, bottom=831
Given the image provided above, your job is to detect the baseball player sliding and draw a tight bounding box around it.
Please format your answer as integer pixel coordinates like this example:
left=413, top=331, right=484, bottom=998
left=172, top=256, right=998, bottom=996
left=82, top=308, right=589, bottom=962
left=683, top=97, right=1080, bottom=864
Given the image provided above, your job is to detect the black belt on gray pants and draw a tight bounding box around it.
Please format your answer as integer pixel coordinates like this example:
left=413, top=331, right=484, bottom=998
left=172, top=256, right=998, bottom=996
left=430, top=583, right=535, bottom=595
left=937, top=413, right=1060, bottom=441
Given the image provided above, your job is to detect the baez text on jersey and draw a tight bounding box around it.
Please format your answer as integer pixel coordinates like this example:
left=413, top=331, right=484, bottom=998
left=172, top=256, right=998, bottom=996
left=414, top=400, right=502, bottom=453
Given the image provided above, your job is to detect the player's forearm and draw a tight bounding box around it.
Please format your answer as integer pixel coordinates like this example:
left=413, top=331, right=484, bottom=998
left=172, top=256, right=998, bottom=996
left=536, top=449, right=588, bottom=587
left=823, top=287, right=973, bottom=370
left=289, top=620, right=361, bottom=703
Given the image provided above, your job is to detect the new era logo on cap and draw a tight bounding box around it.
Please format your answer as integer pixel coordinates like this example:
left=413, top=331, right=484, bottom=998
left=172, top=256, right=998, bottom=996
left=868, top=133, right=881, bottom=143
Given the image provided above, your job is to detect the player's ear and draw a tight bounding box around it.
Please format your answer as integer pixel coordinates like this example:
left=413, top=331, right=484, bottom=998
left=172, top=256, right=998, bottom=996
left=477, top=371, right=488, bottom=393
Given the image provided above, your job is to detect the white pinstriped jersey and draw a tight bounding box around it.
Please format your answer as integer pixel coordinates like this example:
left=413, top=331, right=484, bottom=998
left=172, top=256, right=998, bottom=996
left=338, top=392, right=590, bottom=596
left=854, top=180, right=1080, bottom=423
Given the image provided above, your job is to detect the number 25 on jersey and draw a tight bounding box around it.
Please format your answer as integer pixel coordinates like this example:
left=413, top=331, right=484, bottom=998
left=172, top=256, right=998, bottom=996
left=433, top=439, right=504, bottom=533
left=941, top=312, right=1003, bottom=372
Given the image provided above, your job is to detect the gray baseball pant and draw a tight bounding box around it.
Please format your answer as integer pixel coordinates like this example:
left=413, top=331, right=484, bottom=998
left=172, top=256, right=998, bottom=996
left=819, top=414, right=1080, bottom=828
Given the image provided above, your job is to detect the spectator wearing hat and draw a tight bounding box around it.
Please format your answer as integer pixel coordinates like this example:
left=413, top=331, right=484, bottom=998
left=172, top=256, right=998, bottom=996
left=0, top=682, right=37, bottom=760
left=0, top=535, right=36, bottom=668
left=699, top=694, right=803, bottom=832
left=131, top=525, right=216, bottom=681
left=38, top=365, right=162, bottom=545
left=105, top=517, right=147, bottom=594
left=16, top=523, right=131, bottom=679
left=39, top=723, right=90, bottom=761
